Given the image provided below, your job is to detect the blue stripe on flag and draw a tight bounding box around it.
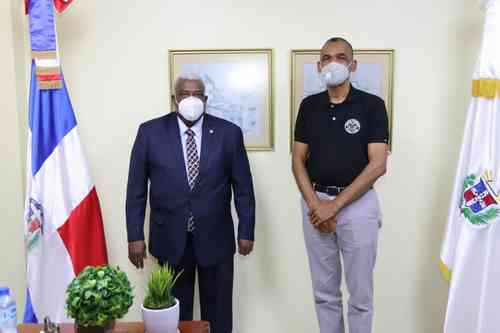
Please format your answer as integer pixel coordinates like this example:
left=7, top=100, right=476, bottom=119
left=28, top=0, right=57, bottom=52
left=29, top=61, right=77, bottom=176
left=23, top=288, right=38, bottom=324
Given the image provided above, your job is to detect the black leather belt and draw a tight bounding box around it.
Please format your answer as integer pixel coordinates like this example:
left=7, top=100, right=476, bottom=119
left=313, top=183, right=345, bottom=196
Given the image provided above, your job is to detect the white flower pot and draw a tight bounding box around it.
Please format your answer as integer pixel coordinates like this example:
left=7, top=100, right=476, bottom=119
left=141, top=298, right=180, bottom=333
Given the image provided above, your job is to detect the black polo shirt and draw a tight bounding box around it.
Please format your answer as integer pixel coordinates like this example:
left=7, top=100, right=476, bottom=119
left=294, top=86, right=389, bottom=187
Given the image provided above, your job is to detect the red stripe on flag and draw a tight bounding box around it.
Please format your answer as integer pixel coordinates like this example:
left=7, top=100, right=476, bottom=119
left=54, top=0, right=74, bottom=13
left=58, top=187, right=108, bottom=276
left=38, top=74, right=61, bottom=81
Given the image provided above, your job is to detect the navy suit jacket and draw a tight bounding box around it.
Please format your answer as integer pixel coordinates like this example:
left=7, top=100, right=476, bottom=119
left=126, top=112, right=256, bottom=267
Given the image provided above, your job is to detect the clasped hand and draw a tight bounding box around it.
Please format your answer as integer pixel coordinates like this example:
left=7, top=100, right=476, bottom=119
left=308, top=200, right=340, bottom=233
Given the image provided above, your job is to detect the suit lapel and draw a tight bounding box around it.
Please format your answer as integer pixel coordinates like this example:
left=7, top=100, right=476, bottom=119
left=197, top=115, right=216, bottom=189
left=165, top=114, right=190, bottom=193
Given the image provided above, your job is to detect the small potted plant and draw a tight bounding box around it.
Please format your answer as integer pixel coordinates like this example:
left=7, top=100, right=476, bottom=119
left=65, top=266, right=134, bottom=333
left=141, top=264, right=182, bottom=333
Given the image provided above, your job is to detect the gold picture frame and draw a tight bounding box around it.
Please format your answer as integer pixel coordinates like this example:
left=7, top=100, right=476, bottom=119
left=290, top=49, right=394, bottom=150
left=169, top=49, right=274, bottom=151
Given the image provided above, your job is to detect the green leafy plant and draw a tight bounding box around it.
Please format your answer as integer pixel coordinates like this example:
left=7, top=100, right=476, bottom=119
left=65, top=266, right=134, bottom=327
left=143, top=264, right=182, bottom=310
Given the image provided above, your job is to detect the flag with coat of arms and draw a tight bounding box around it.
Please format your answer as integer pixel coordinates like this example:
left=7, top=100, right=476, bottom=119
left=23, top=0, right=108, bottom=323
left=440, top=0, right=500, bottom=332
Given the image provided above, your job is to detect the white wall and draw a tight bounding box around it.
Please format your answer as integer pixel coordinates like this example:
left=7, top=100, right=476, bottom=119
left=1, top=0, right=484, bottom=332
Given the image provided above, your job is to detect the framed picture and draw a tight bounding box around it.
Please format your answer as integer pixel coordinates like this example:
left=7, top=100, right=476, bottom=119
left=290, top=49, right=394, bottom=149
left=169, top=49, right=273, bottom=151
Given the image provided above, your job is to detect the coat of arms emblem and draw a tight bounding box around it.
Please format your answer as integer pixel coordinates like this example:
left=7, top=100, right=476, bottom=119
left=461, top=171, right=500, bottom=226
left=26, top=198, right=44, bottom=251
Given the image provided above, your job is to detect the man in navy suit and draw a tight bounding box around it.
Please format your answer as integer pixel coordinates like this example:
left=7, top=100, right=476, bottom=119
left=126, top=73, right=256, bottom=333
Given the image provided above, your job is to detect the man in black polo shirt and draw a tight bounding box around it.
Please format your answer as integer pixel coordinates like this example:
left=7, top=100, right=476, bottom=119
left=292, top=37, right=388, bottom=333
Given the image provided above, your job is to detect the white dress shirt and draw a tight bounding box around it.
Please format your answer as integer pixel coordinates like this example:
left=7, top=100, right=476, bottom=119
left=178, top=115, right=203, bottom=180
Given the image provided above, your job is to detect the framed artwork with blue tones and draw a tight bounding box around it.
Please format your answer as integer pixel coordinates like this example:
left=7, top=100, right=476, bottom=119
left=169, top=49, right=273, bottom=151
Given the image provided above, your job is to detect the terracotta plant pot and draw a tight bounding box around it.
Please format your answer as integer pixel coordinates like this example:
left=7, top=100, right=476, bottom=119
left=74, top=320, right=115, bottom=333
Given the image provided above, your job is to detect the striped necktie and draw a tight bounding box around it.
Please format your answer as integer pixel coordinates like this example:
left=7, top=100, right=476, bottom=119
left=185, top=129, right=199, bottom=232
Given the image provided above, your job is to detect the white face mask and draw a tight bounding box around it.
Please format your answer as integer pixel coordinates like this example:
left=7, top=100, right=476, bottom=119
left=177, top=96, right=205, bottom=122
left=320, top=62, right=351, bottom=87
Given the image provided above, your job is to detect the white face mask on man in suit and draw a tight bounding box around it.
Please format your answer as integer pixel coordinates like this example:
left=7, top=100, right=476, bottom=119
left=177, top=96, right=205, bottom=123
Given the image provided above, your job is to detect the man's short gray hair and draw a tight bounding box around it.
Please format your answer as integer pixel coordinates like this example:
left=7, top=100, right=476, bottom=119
left=174, top=73, right=206, bottom=95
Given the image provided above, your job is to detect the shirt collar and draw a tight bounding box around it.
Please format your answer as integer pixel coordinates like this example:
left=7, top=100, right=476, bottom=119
left=320, top=83, right=360, bottom=106
left=177, top=114, right=204, bottom=137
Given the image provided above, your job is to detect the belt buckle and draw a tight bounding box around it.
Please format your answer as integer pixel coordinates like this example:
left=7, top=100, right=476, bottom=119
left=314, top=183, right=344, bottom=196
left=329, top=185, right=343, bottom=196
left=329, top=186, right=338, bottom=196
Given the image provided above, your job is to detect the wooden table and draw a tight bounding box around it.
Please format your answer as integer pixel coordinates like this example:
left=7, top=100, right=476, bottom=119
left=18, top=321, right=210, bottom=333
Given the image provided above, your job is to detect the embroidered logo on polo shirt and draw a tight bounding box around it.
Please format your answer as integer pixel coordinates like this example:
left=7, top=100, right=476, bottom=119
left=344, top=119, right=361, bottom=134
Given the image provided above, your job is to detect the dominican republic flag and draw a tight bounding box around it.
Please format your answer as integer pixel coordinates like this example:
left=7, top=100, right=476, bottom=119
left=463, top=178, right=498, bottom=213
left=24, top=0, right=107, bottom=323
left=440, top=0, right=500, bottom=332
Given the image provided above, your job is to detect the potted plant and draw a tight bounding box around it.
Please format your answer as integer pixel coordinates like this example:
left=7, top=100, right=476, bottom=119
left=141, top=264, right=182, bottom=333
left=65, top=266, right=134, bottom=333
